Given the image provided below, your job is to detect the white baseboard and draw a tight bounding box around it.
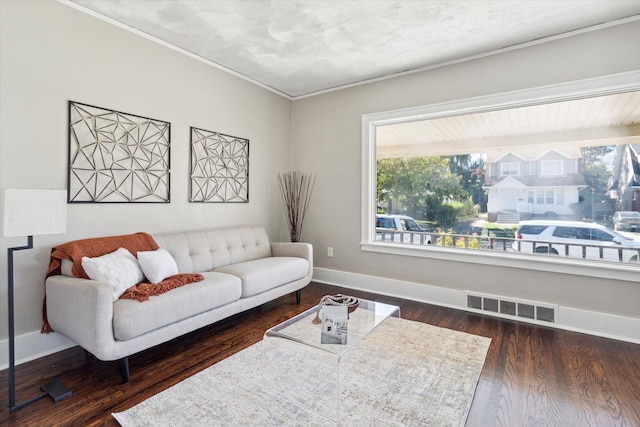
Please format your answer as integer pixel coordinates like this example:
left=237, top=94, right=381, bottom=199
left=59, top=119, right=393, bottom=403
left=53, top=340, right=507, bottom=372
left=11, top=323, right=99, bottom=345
left=312, top=267, right=640, bottom=344
left=0, top=330, right=76, bottom=371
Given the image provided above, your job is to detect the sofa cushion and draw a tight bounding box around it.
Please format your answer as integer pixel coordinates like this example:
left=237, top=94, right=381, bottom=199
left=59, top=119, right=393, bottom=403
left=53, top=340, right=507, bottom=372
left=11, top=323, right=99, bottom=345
left=215, top=257, right=309, bottom=298
left=113, top=272, right=241, bottom=341
left=153, top=227, right=272, bottom=274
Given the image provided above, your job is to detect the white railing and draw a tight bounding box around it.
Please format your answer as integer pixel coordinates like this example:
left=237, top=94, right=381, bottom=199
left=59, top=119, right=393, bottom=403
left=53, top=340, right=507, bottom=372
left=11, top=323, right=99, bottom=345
left=375, top=229, right=640, bottom=264
left=375, top=229, right=432, bottom=245
left=511, top=238, right=640, bottom=264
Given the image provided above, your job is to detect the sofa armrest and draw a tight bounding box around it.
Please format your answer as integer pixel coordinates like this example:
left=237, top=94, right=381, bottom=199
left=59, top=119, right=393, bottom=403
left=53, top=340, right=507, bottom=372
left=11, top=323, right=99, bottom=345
left=270, top=242, right=313, bottom=262
left=45, top=275, right=116, bottom=357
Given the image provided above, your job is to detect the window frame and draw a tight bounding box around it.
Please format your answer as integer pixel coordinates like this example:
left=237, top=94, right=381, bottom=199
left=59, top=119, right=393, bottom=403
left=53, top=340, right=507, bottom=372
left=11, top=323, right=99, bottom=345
left=360, top=71, right=640, bottom=282
left=545, top=190, right=555, bottom=204
left=500, top=162, right=521, bottom=176
left=541, top=159, right=564, bottom=176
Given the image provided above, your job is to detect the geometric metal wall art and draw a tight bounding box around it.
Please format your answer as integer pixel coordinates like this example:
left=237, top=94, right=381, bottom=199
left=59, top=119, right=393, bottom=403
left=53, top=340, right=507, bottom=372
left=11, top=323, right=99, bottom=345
left=68, top=101, right=171, bottom=203
left=190, top=127, right=249, bottom=203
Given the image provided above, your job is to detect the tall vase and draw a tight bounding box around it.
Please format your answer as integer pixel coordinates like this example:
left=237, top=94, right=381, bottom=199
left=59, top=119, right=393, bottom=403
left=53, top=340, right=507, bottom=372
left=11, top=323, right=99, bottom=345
left=278, top=171, right=316, bottom=242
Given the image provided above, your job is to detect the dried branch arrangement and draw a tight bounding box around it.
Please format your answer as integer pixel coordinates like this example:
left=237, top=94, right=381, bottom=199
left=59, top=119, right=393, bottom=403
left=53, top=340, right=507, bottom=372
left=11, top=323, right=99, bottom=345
left=277, top=171, right=316, bottom=242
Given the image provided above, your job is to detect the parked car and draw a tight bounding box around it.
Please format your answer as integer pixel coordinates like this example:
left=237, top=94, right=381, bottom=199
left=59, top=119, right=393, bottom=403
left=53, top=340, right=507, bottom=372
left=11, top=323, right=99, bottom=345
left=512, top=220, right=640, bottom=263
left=480, top=226, right=515, bottom=250
left=612, top=211, right=640, bottom=232
left=375, top=214, right=431, bottom=244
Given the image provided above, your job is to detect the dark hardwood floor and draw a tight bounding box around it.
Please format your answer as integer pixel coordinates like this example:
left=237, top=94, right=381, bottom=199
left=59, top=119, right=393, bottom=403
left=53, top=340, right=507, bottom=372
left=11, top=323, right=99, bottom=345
left=2, top=281, right=639, bottom=426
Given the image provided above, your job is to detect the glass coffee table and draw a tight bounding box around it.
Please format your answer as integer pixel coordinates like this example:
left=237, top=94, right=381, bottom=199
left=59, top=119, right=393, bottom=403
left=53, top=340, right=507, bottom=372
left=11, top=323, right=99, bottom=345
left=264, top=298, right=400, bottom=420
left=265, top=298, right=400, bottom=355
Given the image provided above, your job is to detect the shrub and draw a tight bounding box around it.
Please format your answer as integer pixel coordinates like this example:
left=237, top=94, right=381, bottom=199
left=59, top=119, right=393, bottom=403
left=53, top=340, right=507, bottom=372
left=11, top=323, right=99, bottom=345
left=436, top=204, right=458, bottom=226
left=435, top=229, right=480, bottom=249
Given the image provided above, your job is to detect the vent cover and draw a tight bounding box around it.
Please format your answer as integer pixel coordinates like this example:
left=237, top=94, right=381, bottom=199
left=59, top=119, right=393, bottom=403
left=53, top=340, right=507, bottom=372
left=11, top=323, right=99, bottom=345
left=500, top=300, right=516, bottom=316
left=484, top=298, right=499, bottom=312
left=467, top=295, right=482, bottom=310
left=466, top=293, right=556, bottom=323
left=537, top=306, right=555, bottom=322
left=518, top=303, right=535, bottom=319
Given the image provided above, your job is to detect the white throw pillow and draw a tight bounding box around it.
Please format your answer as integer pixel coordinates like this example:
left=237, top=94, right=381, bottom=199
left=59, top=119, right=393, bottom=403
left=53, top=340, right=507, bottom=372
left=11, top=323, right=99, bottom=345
left=137, top=248, right=179, bottom=284
left=82, top=248, right=145, bottom=301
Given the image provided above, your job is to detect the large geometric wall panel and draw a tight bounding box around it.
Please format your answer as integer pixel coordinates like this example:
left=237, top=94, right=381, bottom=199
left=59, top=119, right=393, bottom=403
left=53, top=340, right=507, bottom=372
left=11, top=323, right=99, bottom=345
left=68, top=101, right=171, bottom=203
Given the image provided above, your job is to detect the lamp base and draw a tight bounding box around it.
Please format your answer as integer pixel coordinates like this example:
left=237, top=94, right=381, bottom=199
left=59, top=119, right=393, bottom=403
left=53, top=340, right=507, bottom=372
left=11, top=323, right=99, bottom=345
left=9, top=379, right=72, bottom=411
left=41, top=380, right=72, bottom=402
left=6, top=235, right=72, bottom=411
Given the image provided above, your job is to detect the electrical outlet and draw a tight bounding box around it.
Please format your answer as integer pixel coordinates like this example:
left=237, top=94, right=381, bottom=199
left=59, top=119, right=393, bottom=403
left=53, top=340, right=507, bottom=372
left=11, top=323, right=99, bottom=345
left=327, top=247, right=334, bottom=257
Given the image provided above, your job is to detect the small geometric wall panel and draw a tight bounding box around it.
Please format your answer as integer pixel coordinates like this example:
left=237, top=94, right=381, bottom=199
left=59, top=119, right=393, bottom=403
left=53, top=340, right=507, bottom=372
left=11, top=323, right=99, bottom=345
left=68, top=101, right=171, bottom=203
left=190, top=127, right=249, bottom=203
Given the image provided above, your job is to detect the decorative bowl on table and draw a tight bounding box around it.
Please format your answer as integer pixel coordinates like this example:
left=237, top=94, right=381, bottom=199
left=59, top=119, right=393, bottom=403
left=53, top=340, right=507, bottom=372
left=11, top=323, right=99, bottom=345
left=323, top=294, right=359, bottom=313
left=312, top=294, right=359, bottom=324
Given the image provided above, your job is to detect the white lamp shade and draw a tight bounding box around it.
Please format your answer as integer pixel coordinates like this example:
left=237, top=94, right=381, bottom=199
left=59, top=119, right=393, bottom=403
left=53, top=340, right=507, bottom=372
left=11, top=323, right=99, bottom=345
left=1, top=189, right=67, bottom=237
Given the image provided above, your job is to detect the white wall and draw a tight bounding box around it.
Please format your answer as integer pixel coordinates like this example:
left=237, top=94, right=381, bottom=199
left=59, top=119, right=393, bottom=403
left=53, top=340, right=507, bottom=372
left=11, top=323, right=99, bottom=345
left=291, top=21, right=640, bottom=327
left=0, top=0, right=293, bottom=340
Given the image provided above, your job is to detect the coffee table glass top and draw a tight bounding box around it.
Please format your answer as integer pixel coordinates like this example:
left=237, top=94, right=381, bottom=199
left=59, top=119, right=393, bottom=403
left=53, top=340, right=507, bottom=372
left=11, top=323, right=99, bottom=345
left=265, top=298, right=400, bottom=356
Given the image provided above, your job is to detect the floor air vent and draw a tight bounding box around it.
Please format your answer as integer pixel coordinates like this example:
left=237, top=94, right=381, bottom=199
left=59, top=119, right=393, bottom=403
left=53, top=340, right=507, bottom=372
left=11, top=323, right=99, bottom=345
left=466, top=294, right=556, bottom=323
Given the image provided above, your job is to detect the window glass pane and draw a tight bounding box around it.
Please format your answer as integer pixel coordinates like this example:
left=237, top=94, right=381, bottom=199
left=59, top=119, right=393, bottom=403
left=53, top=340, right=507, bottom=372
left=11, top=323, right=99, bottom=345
left=546, top=190, right=554, bottom=204
left=519, top=225, right=547, bottom=235
left=541, top=160, right=563, bottom=175
left=371, top=89, right=640, bottom=266
left=405, top=220, right=421, bottom=231
left=553, top=227, right=577, bottom=238
left=501, top=162, right=519, bottom=176
left=591, top=229, right=614, bottom=242
left=376, top=218, right=395, bottom=228
left=576, top=228, right=592, bottom=240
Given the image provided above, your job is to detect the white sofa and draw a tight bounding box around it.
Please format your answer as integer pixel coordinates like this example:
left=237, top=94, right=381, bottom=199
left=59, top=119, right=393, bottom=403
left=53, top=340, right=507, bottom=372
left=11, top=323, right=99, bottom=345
left=45, top=226, right=313, bottom=382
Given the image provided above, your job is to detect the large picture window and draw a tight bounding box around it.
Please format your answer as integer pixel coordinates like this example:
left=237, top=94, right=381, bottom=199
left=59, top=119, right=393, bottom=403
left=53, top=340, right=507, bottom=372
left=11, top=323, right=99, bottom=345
left=361, top=73, right=640, bottom=280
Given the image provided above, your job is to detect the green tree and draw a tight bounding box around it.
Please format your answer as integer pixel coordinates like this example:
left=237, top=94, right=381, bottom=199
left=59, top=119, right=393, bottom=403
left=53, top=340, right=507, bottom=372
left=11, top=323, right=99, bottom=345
left=445, top=154, right=487, bottom=212
left=581, top=145, right=615, bottom=167
left=575, top=146, right=615, bottom=220
left=377, top=156, right=465, bottom=220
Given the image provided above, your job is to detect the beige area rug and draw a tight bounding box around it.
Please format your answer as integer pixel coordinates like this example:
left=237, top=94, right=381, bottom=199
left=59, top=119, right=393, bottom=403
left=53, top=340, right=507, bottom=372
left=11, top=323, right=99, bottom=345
left=113, top=317, right=491, bottom=426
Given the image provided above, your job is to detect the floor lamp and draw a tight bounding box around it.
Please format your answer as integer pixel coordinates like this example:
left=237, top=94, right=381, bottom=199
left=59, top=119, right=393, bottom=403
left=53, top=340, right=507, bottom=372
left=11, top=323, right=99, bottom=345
left=1, top=188, right=70, bottom=412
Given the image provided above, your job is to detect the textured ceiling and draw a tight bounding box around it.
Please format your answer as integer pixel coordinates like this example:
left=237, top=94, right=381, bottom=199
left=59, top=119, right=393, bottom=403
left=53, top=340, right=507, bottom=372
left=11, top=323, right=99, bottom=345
left=66, top=0, right=640, bottom=99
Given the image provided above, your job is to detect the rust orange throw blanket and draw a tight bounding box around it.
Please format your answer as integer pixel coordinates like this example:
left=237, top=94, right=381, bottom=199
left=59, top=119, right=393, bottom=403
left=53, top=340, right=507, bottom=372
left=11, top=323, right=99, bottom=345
left=120, top=273, right=204, bottom=302
left=42, top=232, right=203, bottom=332
left=46, top=232, right=159, bottom=280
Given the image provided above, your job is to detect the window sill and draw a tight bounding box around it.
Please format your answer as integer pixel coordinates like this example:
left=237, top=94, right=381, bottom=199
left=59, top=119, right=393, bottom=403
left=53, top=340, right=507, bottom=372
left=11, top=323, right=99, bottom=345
left=360, top=241, right=639, bottom=282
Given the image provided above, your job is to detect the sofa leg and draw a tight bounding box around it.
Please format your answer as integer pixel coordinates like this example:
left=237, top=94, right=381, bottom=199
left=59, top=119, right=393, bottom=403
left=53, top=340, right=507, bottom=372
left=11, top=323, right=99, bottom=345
left=119, top=357, right=130, bottom=383
left=295, top=289, right=301, bottom=304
